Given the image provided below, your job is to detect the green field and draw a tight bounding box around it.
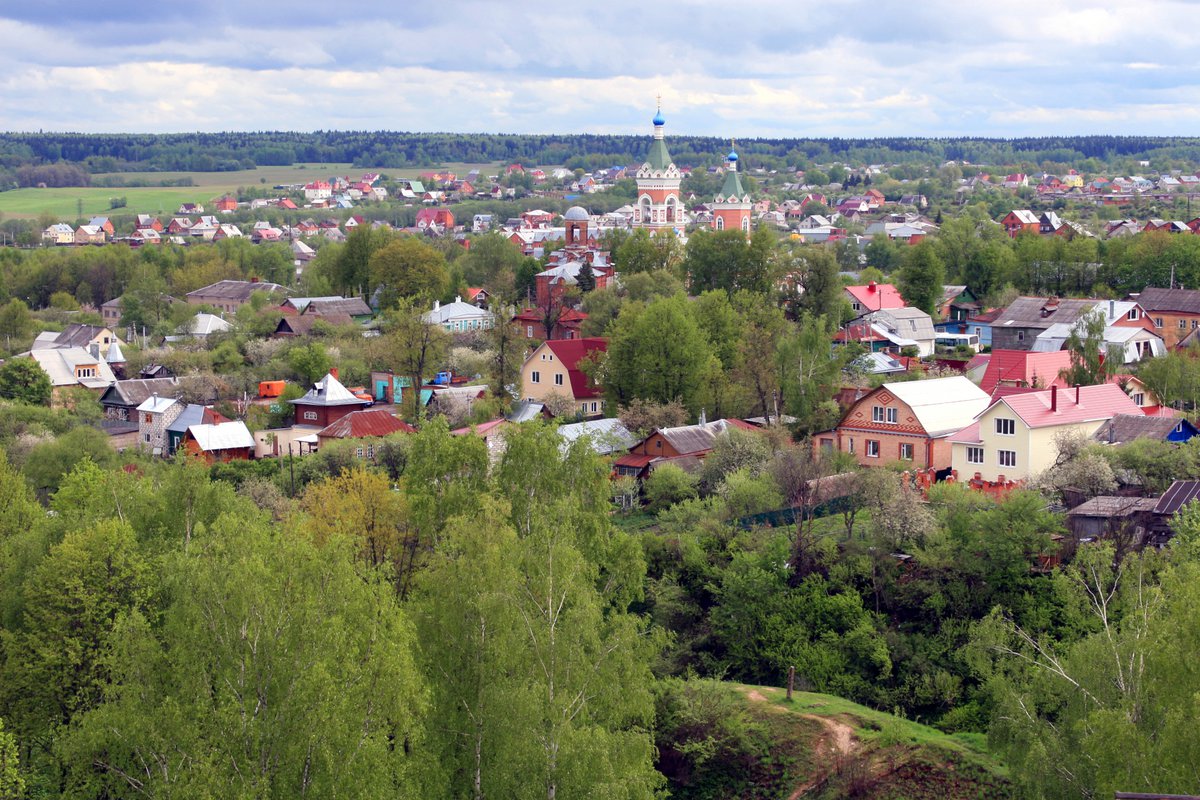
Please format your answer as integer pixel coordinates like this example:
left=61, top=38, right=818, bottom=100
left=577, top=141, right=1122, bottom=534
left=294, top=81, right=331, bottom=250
left=0, top=161, right=500, bottom=220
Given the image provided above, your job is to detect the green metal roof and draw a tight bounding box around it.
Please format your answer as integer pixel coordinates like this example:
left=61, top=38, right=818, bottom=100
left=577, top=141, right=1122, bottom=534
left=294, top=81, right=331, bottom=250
left=645, top=137, right=673, bottom=172
left=719, top=167, right=747, bottom=200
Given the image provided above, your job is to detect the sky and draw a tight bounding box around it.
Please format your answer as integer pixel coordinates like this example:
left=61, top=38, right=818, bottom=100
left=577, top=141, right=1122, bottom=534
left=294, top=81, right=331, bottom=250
left=2, top=0, right=1199, bottom=138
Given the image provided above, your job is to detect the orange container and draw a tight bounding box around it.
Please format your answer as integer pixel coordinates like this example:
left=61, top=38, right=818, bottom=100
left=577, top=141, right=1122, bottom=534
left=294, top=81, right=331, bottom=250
left=258, top=380, right=286, bottom=398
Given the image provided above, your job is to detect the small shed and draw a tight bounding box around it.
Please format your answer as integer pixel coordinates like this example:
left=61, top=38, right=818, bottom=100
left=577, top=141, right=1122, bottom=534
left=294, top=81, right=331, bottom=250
left=1066, top=495, right=1159, bottom=543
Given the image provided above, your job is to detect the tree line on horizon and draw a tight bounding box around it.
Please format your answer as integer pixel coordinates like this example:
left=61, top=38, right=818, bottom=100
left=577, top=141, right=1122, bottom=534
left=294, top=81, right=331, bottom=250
left=4, top=132, right=1200, bottom=185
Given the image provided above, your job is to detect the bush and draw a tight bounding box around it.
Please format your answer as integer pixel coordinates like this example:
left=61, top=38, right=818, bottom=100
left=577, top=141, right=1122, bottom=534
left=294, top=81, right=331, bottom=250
left=644, top=463, right=699, bottom=512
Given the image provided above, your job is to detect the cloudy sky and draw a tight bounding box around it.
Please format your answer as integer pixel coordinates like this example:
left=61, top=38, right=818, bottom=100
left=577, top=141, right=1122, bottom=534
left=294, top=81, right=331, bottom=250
left=2, top=1, right=1197, bottom=137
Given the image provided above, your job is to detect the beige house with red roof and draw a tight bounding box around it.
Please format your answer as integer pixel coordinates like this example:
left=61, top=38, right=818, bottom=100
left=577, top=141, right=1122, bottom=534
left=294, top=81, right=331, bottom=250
left=950, top=383, right=1143, bottom=483
left=520, top=338, right=607, bottom=418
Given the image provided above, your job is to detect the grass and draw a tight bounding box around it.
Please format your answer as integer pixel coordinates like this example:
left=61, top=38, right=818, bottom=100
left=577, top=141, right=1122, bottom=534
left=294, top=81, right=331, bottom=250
left=741, top=684, right=1007, bottom=777
left=0, top=161, right=501, bottom=219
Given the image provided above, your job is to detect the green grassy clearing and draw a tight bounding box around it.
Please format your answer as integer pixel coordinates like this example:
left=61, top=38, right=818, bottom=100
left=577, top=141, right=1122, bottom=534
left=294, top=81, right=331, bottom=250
left=0, top=162, right=500, bottom=219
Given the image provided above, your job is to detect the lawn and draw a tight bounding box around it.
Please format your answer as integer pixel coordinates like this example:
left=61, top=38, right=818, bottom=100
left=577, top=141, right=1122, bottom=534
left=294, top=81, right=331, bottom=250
left=0, top=161, right=500, bottom=219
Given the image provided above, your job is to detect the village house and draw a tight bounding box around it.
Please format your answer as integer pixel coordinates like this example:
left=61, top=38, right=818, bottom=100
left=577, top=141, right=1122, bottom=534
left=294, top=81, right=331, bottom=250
left=978, top=350, right=1073, bottom=395
left=1000, top=210, right=1040, bottom=238
left=26, top=346, right=117, bottom=407
left=315, top=408, right=416, bottom=454
left=416, top=207, right=455, bottom=232
left=844, top=282, right=905, bottom=315
left=99, top=377, right=180, bottom=421
left=990, top=297, right=1099, bottom=351
left=839, top=307, right=937, bottom=357
left=613, top=418, right=760, bottom=480
left=41, top=223, right=74, bottom=245
left=520, top=338, right=607, bottom=418
left=136, top=395, right=183, bottom=455
left=74, top=225, right=106, bottom=245
left=1132, top=287, right=1200, bottom=348
left=32, top=323, right=124, bottom=358
left=164, top=404, right=226, bottom=456
left=182, top=420, right=255, bottom=463
left=290, top=371, right=369, bottom=428
left=949, top=383, right=1143, bottom=483
left=186, top=279, right=286, bottom=314
left=1093, top=414, right=1198, bottom=446
left=818, top=376, right=990, bottom=470
left=423, top=297, right=495, bottom=333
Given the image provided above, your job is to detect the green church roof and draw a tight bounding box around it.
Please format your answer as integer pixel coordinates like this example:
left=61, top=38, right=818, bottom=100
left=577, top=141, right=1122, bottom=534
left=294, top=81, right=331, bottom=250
left=645, top=137, right=673, bottom=172
left=719, top=166, right=747, bottom=200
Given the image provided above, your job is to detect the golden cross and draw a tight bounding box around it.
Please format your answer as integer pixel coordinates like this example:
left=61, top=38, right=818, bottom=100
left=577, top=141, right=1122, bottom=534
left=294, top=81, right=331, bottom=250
left=730, top=137, right=736, bottom=151
left=656, top=94, right=662, bottom=111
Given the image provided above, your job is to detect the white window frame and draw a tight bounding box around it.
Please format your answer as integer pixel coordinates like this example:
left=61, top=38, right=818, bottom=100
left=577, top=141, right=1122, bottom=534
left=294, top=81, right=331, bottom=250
left=995, top=418, right=1015, bottom=436
left=998, top=449, right=1017, bottom=468
left=554, top=373, right=564, bottom=386
left=531, top=371, right=540, bottom=384
left=899, top=442, right=914, bottom=460
left=865, top=440, right=880, bottom=458
left=966, top=446, right=984, bottom=464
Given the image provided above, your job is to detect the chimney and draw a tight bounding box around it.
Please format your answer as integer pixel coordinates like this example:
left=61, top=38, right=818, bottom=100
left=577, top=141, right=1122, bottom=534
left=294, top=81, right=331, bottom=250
left=250, top=276, right=260, bottom=283
left=433, top=300, right=440, bottom=311
left=1075, top=383, right=1080, bottom=404
left=330, top=367, right=339, bottom=381
left=1050, top=384, right=1057, bottom=412
left=89, top=343, right=100, bottom=359
left=1109, top=299, right=1115, bottom=319
left=699, top=408, right=707, bottom=425
left=868, top=280, right=877, bottom=292
left=455, top=295, right=462, bottom=303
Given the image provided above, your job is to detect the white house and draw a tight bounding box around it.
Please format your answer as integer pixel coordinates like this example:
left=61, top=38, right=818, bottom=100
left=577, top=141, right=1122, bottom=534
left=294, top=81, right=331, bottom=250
left=422, top=297, right=495, bottom=333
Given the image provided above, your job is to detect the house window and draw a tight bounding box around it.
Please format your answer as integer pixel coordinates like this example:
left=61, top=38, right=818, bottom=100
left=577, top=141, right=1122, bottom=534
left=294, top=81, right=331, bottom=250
left=995, top=418, right=1016, bottom=436
left=355, top=447, right=364, bottom=458
left=144, top=413, right=152, bottom=423
left=1180, top=319, right=1188, bottom=330
left=591, top=402, right=597, bottom=412
left=526, top=326, right=533, bottom=337
left=143, top=433, right=151, bottom=443
left=899, top=443, right=914, bottom=460
left=998, top=450, right=1017, bottom=468
left=1155, top=317, right=1163, bottom=328
left=872, top=406, right=898, bottom=423
left=847, top=438, right=855, bottom=454
left=967, top=446, right=984, bottom=464
left=303, top=411, right=317, bottom=421
left=1133, top=392, right=1145, bottom=406
left=975, top=327, right=982, bottom=337
left=820, top=438, right=834, bottom=451
left=1127, top=308, right=1140, bottom=320
left=866, top=440, right=880, bottom=458
left=531, top=371, right=540, bottom=384
left=1017, top=331, right=1025, bottom=342
left=76, top=367, right=95, bottom=378
left=554, top=374, right=564, bottom=386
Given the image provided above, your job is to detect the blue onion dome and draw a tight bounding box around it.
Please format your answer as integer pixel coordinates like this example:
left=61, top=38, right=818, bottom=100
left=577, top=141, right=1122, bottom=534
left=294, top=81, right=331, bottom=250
left=727, top=149, right=739, bottom=162
left=653, top=109, right=665, bottom=126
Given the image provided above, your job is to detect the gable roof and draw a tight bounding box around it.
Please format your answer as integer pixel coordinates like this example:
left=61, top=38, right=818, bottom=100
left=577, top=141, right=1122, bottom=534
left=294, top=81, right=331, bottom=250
left=187, top=421, right=254, bottom=451
left=557, top=418, right=636, bottom=455
left=186, top=279, right=286, bottom=302
left=136, top=394, right=180, bottom=414
left=979, top=349, right=1073, bottom=394
left=100, top=377, right=180, bottom=408
left=317, top=408, right=416, bottom=439
left=32, top=323, right=116, bottom=351
left=306, top=297, right=372, bottom=317
left=542, top=338, right=607, bottom=399
left=656, top=418, right=759, bottom=457
left=993, top=297, right=1097, bottom=331
left=987, top=383, right=1142, bottom=429
left=291, top=372, right=368, bottom=408
left=1094, top=414, right=1193, bottom=444
left=167, top=404, right=226, bottom=434
left=845, top=283, right=905, bottom=311
left=26, top=347, right=117, bottom=388
left=1134, top=286, right=1200, bottom=315
left=274, top=313, right=354, bottom=336
left=878, top=376, right=991, bottom=437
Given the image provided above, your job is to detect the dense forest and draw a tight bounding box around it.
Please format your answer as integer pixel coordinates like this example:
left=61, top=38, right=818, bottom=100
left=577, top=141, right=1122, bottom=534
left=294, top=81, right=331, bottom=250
left=5, top=131, right=1200, bottom=181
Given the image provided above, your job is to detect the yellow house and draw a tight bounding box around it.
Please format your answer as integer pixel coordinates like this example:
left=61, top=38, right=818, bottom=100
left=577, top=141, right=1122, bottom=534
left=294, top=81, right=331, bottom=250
left=950, top=383, right=1142, bottom=483
left=1061, top=172, right=1084, bottom=189
left=519, top=337, right=607, bottom=418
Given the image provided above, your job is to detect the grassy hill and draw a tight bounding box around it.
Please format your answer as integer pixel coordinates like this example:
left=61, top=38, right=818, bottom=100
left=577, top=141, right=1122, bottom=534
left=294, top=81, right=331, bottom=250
left=657, top=681, right=1013, bottom=800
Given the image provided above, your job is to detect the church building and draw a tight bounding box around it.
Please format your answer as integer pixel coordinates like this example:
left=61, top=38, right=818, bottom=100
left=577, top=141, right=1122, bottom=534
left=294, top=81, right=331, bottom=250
left=710, top=143, right=752, bottom=233
left=634, top=105, right=685, bottom=232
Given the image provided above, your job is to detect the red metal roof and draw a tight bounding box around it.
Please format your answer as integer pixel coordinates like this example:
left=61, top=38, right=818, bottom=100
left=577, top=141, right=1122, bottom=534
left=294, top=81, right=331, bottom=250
left=845, top=282, right=905, bottom=312
left=979, top=349, right=1072, bottom=394
left=613, top=453, right=655, bottom=468
left=544, top=337, right=607, bottom=399
left=317, top=409, right=415, bottom=439
left=451, top=418, right=508, bottom=437
left=991, top=383, right=1142, bottom=429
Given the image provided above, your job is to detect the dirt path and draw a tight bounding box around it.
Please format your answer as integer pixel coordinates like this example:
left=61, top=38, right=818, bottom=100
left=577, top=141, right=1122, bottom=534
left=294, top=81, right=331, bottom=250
left=739, top=687, right=859, bottom=800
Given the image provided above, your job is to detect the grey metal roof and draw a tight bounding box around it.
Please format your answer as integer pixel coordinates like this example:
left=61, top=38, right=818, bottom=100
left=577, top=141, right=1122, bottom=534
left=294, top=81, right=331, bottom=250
left=1067, top=496, right=1158, bottom=518
left=1154, top=480, right=1200, bottom=516
left=557, top=418, right=635, bottom=455
left=994, top=297, right=1097, bottom=331
left=101, top=378, right=180, bottom=408
left=186, top=279, right=286, bottom=302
